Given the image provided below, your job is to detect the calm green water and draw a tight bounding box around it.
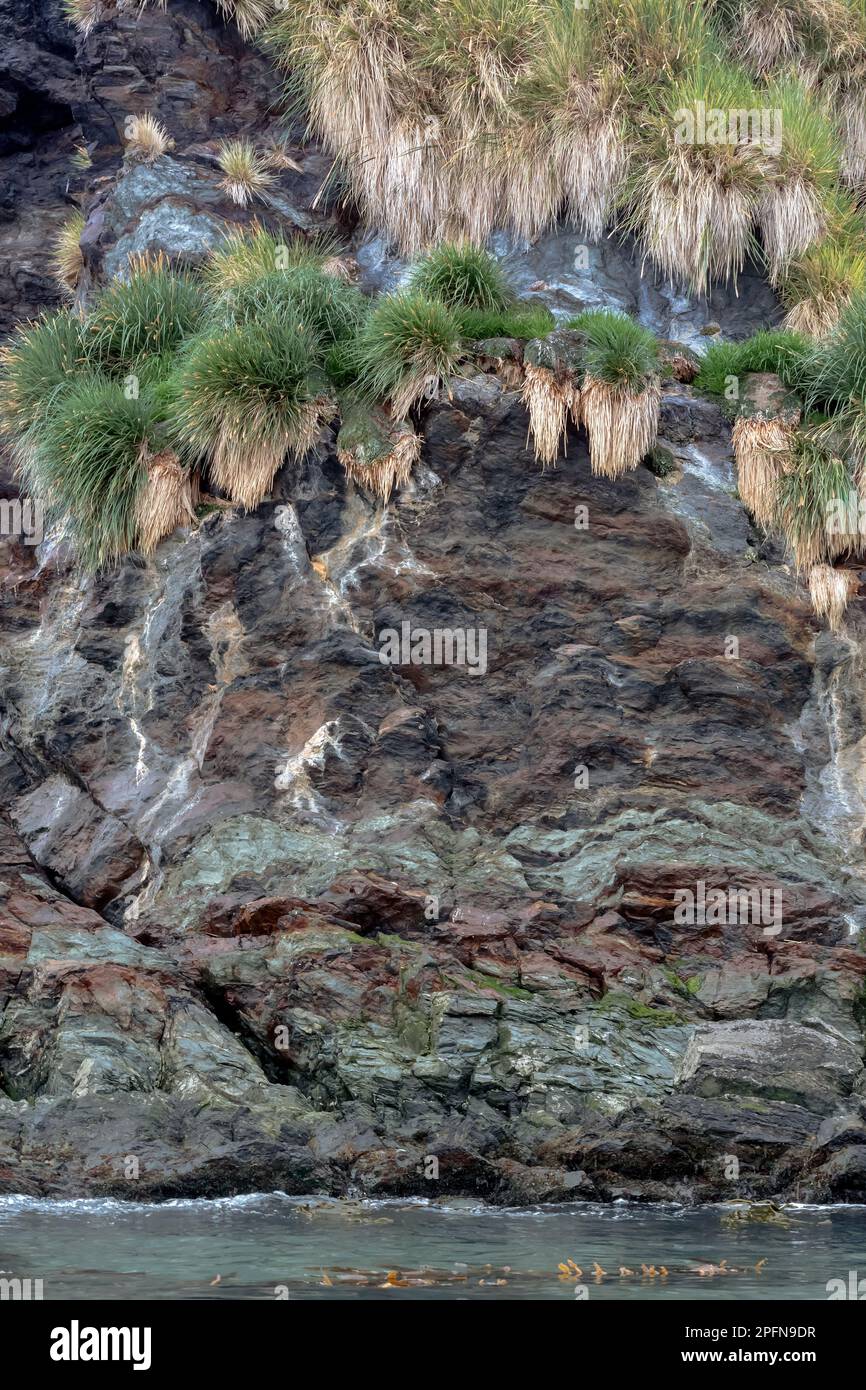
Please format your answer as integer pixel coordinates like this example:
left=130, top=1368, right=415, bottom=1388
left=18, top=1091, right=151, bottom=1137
left=1, top=1196, right=864, bottom=1300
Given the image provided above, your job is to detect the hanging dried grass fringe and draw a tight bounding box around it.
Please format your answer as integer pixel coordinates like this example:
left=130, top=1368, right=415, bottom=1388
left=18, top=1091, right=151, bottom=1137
left=521, top=364, right=578, bottom=469
left=732, top=414, right=796, bottom=527
left=581, top=377, right=660, bottom=479
left=135, top=446, right=197, bottom=554
left=808, top=563, right=857, bottom=631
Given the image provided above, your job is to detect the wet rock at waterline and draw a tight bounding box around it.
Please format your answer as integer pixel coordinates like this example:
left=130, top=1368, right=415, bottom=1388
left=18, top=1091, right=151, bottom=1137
left=1, top=381, right=866, bottom=1204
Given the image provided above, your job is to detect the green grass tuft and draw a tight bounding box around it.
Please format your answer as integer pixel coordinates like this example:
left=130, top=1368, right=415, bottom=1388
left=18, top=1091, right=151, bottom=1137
left=352, top=290, right=464, bottom=418
left=87, top=258, right=208, bottom=367
left=408, top=242, right=514, bottom=313
left=29, top=373, right=163, bottom=570
left=173, top=318, right=316, bottom=466
left=694, top=329, right=809, bottom=398
left=457, top=302, right=555, bottom=341
left=218, top=267, right=367, bottom=355
left=775, top=428, right=853, bottom=569
left=568, top=308, right=659, bottom=389
left=202, top=225, right=344, bottom=293
left=0, top=310, right=87, bottom=445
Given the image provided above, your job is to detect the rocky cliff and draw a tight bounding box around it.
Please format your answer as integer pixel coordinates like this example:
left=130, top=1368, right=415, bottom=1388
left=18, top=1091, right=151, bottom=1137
left=2, top=0, right=866, bottom=1206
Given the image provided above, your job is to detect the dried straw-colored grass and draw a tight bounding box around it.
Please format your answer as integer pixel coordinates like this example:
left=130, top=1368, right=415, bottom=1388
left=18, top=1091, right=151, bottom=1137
left=477, top=349, right=522, bottom=389
left=216, top=140, right=275, bottom=208
left=214, top=0, right=276, bottom=41
left=732, top=414, right=796, bottom=526
left=134, top=447, right=196, bottom=555
left=634, top=147, right=762, bottom=292
left=290, top=394, right=335, bottom=459
left=758, top=178, right=827, bottom=286
left=208, top=431, right=287, bottom=511
left=263, top=139, right=303, bottom=172
left=320, top=255, right=359, bottom=282
left=125, top=113, right=174, bottom=163
left=840, top=86, right=866, bottom=188
left=63, top=0, right=103, bottom=34
left=808, top=562, right=857, bottom=630
left=739, top=4, right=803, bottom=73
left=338, top=425, right=421, bottom=500
left=205, top=393, right=332, bottom=509
left=781, top=223, right=866, bottom=338
left=581, top=376, right=661, bottom=479
left=552, top=99, right=630, bottom=243
left=379, top=115, right=448, bottom=253
left=496, top=121, right=559, bottom=245
left=388, top=370, right=442, bottom=422
left=280, top=0, right=417, bottom=239
left=521, top=363, right=577, bottom=469
left=784, top=293, right=844, bottom=339
left=51, top=212, right=85, bottom=298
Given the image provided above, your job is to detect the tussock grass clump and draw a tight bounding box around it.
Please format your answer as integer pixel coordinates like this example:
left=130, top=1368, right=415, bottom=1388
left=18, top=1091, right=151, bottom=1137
left=732, top=412, right=797, bottom=527
left=29, top=375, right=162, bottom=570
left=352, top=291, right=463, bottom=419
left=262, top=0, right=863, bottom=317
left=124, top=114, right=174, bottom=164
left=202, top=224, right=343, bottom=292
left=216, top=140, right=276, bottom=208
left=266, top=0, right=423, bottom=245
left=596, top=0, right=711, bottom=90
left=808, top=561, right=857, bottom=629
left=420, top=0, right=540, bottom=243
left=173, top=320, right=317, bottom=509
left=337, top=401, right=420, bottom=499
left=266, top=0, right=620, bottom=250
left=707, top=0, right=849, bottom=75
left=783, top=220, right=866, bottom=338
left=627, top=62, right=768, bottom=291
left=409, top=242, right=513, bottom=313
left=62, top=0, right=102, bottom=34
left=757, top=80, right=842, bottom=285
left=775, top=428, right=853, bottom=568
left=694, top=329, right=808, bottom=400
left=51, top=212, right=85, bottom=299
left=572, top=309, right=660, bottom=387
left=797, top=290, right=866, bottom=473
left=519, top=2, right=628, bottom=240
left=87, top=255, right=208, bottom=365
left=457, top=303, right=555, bottom=341
left=798, top=288, right=866, bottom=412
left=571, top=310, right=660, bottom=477
left=520, top=331, right=584, bottom=468
left=219, top=267, right=367, bottom=351
left=811, top=2, right=866, bottom=189
left=0, top=310, right=87, bottom=455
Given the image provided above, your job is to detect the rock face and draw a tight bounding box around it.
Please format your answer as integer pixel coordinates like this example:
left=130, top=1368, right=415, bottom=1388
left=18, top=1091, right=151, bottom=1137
left=2, top=367, right=866, bottom=1203
left=0, top=0, right=335, bottom=333
left=1, top=1, right=866, bottom=1206
left=0, top=0, right=81, bottom=333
